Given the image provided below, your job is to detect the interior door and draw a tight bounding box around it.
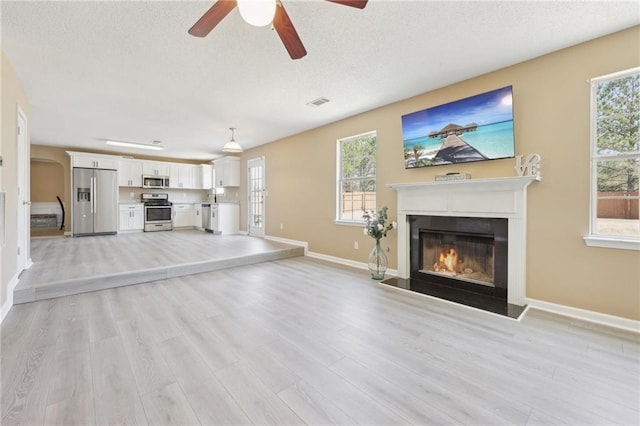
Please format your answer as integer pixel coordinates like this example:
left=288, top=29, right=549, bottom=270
left=247, top=157, right=265, bottom=237
left=17, top=107, right=29, bottom=272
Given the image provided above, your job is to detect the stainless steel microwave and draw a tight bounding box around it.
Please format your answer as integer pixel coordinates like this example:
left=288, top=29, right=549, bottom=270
left=142, top=175, right=169, bottom=189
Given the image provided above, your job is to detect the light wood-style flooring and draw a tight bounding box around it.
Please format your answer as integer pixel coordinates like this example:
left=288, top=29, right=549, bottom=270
left=2, top=252, right=639, bottom=424
left=15, top=231, right=303, bottom=303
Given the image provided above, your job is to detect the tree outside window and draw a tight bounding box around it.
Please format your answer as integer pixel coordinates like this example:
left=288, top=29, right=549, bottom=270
left=337, top=131, right=377, bottom=222
left=591, top=68, right=639, bottom=241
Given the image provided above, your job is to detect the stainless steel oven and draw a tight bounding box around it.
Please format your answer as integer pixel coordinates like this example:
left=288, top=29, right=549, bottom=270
left=142, top=193, right=172, bottom=232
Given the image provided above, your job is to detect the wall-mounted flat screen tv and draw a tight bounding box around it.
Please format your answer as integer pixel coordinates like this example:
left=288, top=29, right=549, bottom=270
left=401, top=86, right=515, bottom=169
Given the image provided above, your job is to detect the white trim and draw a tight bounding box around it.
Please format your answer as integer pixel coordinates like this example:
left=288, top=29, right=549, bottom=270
left=264, top=235, right=308, bottom=255
left=307, top=250, right=398, bottom=277
left=584, top=235, right=640, bottom=251
left=335, top=219, right=365, bottom=227
left=336, top=130, right=377, bottom=223
left=17, top=105, right=29, bottom=276
left=247, top=156, right=266, bottom=237
left=589, top=66, right=640, bottom=83
left=526, top=297, right=640, bottom=334
left=0, top=274, right=20, bottom=325
left=264, top=234, right=398, bottom=276
left=588, top=67, right=640, bottom=245
left=388, top=176, right=539, bottom=306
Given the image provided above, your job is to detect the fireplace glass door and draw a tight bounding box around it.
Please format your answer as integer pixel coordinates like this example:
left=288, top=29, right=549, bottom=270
left=421, top=231, right=496, bottom=287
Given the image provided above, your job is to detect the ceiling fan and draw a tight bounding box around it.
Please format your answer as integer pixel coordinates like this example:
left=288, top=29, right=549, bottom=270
left=188, top=0, right=368, bottom=60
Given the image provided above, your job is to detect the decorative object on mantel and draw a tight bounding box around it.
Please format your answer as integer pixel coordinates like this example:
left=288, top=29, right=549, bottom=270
left=514, top=153, right=542, bottom=178
left=434, top=173, right=471, bottom=181
left=363, top=206, right=397, bottom=280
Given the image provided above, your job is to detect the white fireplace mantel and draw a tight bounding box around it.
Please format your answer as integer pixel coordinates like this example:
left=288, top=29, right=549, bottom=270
left=388, top=176, right=540, bottom=306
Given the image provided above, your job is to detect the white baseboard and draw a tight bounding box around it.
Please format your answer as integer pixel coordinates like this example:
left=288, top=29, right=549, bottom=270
left=526, top=297, right=639, bottom=333
left=264, top=234, right=398, bottom=276
left=307, top=250, right=398, bottom=277
left=264, top=235, right=308, bottom=255
left=0, top=273, right=19, bottom=325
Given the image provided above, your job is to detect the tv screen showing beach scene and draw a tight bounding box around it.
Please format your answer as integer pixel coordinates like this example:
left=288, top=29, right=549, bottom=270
left=401, top=86, right=515, bottom=169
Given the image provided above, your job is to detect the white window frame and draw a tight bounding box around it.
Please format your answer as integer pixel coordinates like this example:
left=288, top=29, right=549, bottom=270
left=584, top=67, right=640, bottom=251
left=336, top=130, right=377, bottom=226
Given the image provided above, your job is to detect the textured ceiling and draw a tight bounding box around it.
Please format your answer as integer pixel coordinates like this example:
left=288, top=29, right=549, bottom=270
left=2, top=0, right=639, bottom=160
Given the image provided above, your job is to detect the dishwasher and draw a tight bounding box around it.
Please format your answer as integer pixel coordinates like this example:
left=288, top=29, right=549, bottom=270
left=202, top=203, right=211, bottom=232
left=202, top=203, right=218, bottom=233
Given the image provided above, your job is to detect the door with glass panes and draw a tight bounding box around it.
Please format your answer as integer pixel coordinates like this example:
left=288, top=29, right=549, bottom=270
left=247, top=157, right=265, bottom=237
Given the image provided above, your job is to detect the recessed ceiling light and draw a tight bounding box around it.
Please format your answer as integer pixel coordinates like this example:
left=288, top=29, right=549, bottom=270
left=105, top=140, right=165, bottom=151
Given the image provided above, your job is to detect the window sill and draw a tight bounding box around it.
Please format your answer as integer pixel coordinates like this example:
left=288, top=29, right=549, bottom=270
left=335, top=219, right=365, bottom=227
left=584, top=235, right=640, bottom=251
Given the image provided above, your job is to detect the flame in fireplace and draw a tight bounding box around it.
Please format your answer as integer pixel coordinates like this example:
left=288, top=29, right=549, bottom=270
left=433, top=247, right=470, bottom=275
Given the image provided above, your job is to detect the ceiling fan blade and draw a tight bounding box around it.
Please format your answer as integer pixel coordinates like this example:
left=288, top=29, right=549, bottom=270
left=188, top=0, right=238, bottom=37
left=273, top=1, right=307, bottom=60
left=325, top=0, right=368, bottom=9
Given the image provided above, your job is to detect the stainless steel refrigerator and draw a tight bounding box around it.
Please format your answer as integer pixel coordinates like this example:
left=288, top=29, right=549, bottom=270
left=73, top=167, right=118, bottom=236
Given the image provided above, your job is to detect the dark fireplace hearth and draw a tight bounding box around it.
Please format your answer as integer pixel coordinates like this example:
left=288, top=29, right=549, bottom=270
left=383, top=215, right=525, bottom=319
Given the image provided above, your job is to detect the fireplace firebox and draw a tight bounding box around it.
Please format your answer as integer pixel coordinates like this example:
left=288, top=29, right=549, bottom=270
left=410, top=215, right=508, bottom=300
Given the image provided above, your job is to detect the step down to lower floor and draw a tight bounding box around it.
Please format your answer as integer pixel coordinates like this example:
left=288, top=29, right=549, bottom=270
left=14, top=245, right=304, bottom=304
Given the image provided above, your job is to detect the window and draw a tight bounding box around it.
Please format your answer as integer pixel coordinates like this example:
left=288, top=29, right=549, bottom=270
left=337, top=131, right=377, bottom=223
left=586, top=67, right=640, bottom=250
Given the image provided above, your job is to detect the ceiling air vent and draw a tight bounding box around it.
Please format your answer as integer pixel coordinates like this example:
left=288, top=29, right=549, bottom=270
left=306, top=97, right=330, bottom=108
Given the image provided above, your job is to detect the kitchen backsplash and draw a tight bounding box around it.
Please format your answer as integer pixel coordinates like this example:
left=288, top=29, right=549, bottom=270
left=119, top=187, right=240, bottom=204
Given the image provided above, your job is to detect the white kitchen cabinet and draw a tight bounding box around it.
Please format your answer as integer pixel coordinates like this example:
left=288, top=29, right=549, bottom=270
left=213, top=156, right=240, bottom=187
left=142, top=161, right=171, bottom=176
left=118, top=158, right=143, bottom=187
left=170, top=164, right=196, bottom=189
left=68, top=151, right=119, bottom=170
left=212, top=203, right=239, bottom=235
left=173, top=203, right=194, bottom=228
left=118, top=204, right=144, bottom=232
left=199, top=165, right=213, bottom=190
left=193, top=204, right=203, bottom=230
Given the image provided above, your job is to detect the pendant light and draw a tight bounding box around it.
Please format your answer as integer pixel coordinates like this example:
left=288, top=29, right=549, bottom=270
left=222, top=127, right=244, bottom=153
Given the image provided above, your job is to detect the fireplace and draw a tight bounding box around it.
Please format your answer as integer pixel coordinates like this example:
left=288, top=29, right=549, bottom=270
left=387, top=176, right=540, bottom=318
left=410, top=215, right=508, bottom=300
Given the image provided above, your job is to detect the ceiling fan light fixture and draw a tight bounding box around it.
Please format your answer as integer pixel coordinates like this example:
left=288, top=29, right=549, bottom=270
left=222, top=127, right=244, bottom=153
left=237, top=0, right=276, bottom=27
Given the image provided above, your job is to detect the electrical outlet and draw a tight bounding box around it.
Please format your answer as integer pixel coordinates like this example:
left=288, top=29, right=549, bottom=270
left=280, top=223, right=284, bottom=230
left=354, top=241, right=359, bottom=250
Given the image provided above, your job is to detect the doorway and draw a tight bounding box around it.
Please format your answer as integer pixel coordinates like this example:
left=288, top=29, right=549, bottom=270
left=30, top=159, right=65, bottom=238
left=247, top=157, right=265, bottom=237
